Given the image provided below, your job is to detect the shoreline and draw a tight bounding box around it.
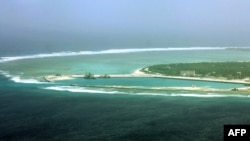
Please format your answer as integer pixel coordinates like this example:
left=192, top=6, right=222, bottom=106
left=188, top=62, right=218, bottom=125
left=134, top=68, right=250, bottom=84
left=43, top=68, right=250, bottom=85
left=41, top=68, right=250, bottom=92
left=69, top=85, right=250, bottom=94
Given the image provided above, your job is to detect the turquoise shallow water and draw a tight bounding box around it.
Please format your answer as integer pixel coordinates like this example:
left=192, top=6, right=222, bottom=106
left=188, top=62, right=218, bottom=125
left=1, top=48, right=250, bottom=78
left=1, top=47, right=250, bottom=94
left=60, top=77, right=244, bottom=89
left=1, top=47, right=250, bottom=140
left=1, top=75, right=250, bottom=141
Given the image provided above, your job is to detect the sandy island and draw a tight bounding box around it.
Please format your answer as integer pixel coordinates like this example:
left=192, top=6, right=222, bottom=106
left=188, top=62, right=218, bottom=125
left=43, top=68, right=250, bottom=92
left=43, top=68, right=250, bottom=84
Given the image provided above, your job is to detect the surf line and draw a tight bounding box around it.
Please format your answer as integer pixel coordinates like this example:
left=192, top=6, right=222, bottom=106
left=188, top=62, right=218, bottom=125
left=42, top=86, right=250, bottom=98
left=0, top=47, right=228, bottom=63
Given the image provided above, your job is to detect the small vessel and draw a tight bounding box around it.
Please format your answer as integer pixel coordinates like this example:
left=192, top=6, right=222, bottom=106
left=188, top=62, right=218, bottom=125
left=70, top=84, right=79, bottom=86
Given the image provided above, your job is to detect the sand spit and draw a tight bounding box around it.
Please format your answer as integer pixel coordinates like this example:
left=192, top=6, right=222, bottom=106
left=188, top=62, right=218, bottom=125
left=43, top=75, right=74, bottom=82
left=43, top=68, right=250, bottom=86
left=41, top=69, right=250, bottom=92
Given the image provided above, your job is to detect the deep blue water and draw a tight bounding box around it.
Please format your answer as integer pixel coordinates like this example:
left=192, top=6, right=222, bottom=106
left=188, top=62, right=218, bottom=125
left=1, top=74, right=250, bottom=141
left=1, top=47, right=250, bottom=140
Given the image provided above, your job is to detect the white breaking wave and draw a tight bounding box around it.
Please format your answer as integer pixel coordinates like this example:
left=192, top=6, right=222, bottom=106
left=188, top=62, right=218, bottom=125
left=10, top=76, right=47, bottom=84
left=0, top=47, right=228, bottom=63
left=170, top=93, right=247, bottom=98
left=135, top=92, right=248, bottom=98
left=44, top=86, right=122, bottom=94
left=0, top=70, right=12, bottom=78
left=0, top=70, right=47, bottom=84
left=43, top=86, right=250, bottom=98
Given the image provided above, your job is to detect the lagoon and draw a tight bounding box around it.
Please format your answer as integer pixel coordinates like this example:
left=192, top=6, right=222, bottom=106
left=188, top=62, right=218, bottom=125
left=1, top=47, right=250, bottom=140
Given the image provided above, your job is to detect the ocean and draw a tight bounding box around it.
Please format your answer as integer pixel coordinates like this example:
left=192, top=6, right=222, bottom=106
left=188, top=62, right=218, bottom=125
left=1, top=47, right=250, bottom=141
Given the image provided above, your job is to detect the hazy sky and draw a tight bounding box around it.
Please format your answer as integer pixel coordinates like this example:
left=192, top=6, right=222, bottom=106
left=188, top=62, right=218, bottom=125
left=1, top=0, right=250, bottom=49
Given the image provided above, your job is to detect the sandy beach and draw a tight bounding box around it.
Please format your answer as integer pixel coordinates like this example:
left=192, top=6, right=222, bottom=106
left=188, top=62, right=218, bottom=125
left=43, top=68, right=250, bottom=86
left=43, top=75, right=74, bottom=82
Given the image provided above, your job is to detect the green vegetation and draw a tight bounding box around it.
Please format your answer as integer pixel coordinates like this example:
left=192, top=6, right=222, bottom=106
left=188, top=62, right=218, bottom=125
left=142, top=62, right=250, bottom=80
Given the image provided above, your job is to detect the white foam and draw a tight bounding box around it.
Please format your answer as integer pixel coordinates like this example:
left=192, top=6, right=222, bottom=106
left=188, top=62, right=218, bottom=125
left=43, top=86, right=250, bottom=98
left=135, top=92, right=248, bottom=98
left=0, top=70, right=47, bottom=84
left=170, top=93, right=246, bottom=98
left=0, top=47, right=229, bottom=63
left=44, top=86, right=122, bottom=94
left=0, top=70, right=12, bottom=78
left=10, top=76, right=47, bottom=84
